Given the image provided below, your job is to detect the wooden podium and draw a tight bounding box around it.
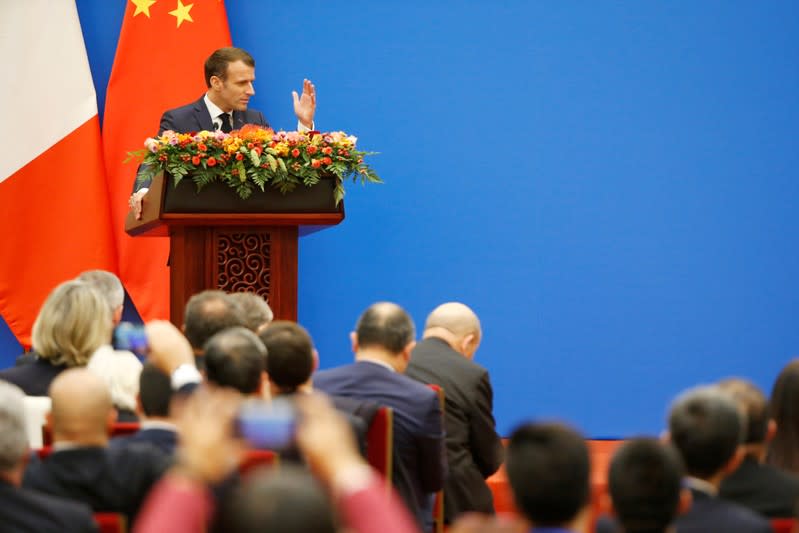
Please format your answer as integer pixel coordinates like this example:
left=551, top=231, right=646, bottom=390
left=125, top=172, right=344, bottom=327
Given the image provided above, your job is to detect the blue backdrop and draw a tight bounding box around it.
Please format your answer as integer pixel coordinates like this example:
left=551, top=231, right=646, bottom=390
left=2, top=1, right=797, bottom=438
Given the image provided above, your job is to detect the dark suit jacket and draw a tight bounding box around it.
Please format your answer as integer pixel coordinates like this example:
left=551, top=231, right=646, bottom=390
left=595, top=487, right=773, bottom=533
left=0, top=479, right=98, bottom=533
left=111, top=427, right=179, bottom=456
left=0, top=357, right=68, bottom=396
left=406, top=337, right=503, bottom=521
left=314, top=360, right=447, bottom=530
left=135, top=96, right=270, bottom=191
left=22, top=444, right=170, bottom=526
left=719, top=455, right=799, bottom=518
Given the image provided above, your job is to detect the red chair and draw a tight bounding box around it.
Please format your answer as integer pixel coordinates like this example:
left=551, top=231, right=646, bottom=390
left=771, top=518, right=796, bottom=533
left=365, top=406, right=393, bottom=488
left=94, top=513, right=127, bottom=533
left=427, top=384, right=446, bottom=533
left=42, top=421, right=141, bottom=446
left=239, top=449, right=279, bottom=476
left=35, top=446, right=53, bottom=460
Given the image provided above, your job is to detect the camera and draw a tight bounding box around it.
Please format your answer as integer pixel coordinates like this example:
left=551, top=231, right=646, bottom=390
left=236, top=397, right=297, bottom=450
left=113, top=322, right=148, bottom=359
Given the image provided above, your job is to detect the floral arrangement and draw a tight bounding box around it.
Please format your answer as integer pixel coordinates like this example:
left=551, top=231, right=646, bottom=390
left=128, top=125, right=381, bottom=204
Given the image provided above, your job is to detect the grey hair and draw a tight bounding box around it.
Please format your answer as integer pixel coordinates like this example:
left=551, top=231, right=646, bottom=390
left=229, top=292, right=274, bottom=332
left=0, top=382, right=29, bottom=471
left=76, top=270, right=124, bottom=314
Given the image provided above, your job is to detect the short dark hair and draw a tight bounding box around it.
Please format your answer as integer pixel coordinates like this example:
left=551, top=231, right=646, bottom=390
left=258, top=321, right=314, bottom=393
left=718, top=378, right=769, bottom=444
left=204, top=327, right=266, bottom=395
left=204, top=47, right=255, bottom=87
left=220, top=466, right=337, bottom=533
left=609, top=438, right=684, bottom=533
left=355, top=302, right=415, bottom=355
left=184, top=290, right=247, bottom=351
left=506, top=422, right=590, bottom=527
left=668, top=386, right=743, bottom=479
left=139, top=363, right=172, bottom=418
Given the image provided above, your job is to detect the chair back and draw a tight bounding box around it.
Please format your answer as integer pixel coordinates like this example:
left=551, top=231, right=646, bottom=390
left=771, top=518, right=796, bottom=533
left=366, top=406, right=393, bottom=486
left=427, top=384, right=445, bottom=533
left=239, top=449, right=279, bottom=476
left=94, top=512, right=127, bottom=533
left=42, top=421, right=141, bottom=446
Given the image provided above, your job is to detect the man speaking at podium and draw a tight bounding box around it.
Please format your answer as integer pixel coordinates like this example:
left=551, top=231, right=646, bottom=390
left=129, top=47, right=316, bottom=219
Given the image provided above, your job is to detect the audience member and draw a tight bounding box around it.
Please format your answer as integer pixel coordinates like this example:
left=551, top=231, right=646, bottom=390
left=0, top=280, right=112, bottom=395
left=506, top=421, right=590, bottom=533
left=717, top=377, right=799, bottom=517
left=0, top=381, right=98, bottom=533
left=406, top=302, right=503, bottom=522
left=229, top=291, right=273, bottom=333
left=606, top=438, right=687, bottom=533
left=22, top=368, right=169, bottom=526
left=314, top=302, right=446, bottom=531
left=183, top=290, right=247, bottom=370
left=133, top=389, right=419, bottom=533
left=203, top=326, right=268, bottom=397
left=111, top=363, right=178, bottom=455
left=666, top=386, right=770, bottom=533
left=76, top=270, right=125, bottom=326
left=766, top=359, right=799, bottom=474
left=87, top=346, right=142, bottom=422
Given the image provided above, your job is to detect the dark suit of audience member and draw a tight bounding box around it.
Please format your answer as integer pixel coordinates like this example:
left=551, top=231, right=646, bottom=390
left=0, top=357, right=68, bottom=396
left=717, top=377, right=799, bottom=518
left=313, top=303, right=446, bottom=531
left=676, top=487, right=772, bottom=533
left=111, top=426, right=178, bottom=456
left=22, top=368, right=169, bottom=526
left=0, top=380, right=99, bottom=533
left=406, top=304, right=503, bottom=522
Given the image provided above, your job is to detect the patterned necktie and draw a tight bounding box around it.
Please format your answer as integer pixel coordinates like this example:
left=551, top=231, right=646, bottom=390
left=218, top=113, right=233, bottom=133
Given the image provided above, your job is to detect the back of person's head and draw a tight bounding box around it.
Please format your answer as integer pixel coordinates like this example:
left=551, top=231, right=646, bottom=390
left=49, top=368, right=114, bottom=443
left=183, top=290, right=246, bottom=351
left=717, top=378, right=769, bottom=445
left=767, top=359, right=799, bottom=472
left=138, top=363, right=173, bottom=418
left=668, top=385, right=744, bottom=479
left=204, top=47, right=255, bottom=87
left=220, top=465, right=337, bottom=533
left=229, top=292, right=273, bottom=333
left=32, top=280, right=112, bottom=367
left=76, top=270, right=124, bottom=324
left=204, top=327, right=266, bottom=395
left=424, top=302, right=482, bottom=357
left=87, top=347, right=142, bottom=414
left=506, top=421, right=590, bottom=528
left=608, top=438, right=684, bottom=533
left=0, top=382, right=28, bottom=474
left=355, top=302, right=415, bottom=356
left=258, top=321, right=314, bottom=393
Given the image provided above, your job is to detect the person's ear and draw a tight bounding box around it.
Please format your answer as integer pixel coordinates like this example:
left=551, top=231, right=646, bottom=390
left=312, top=349, right=320, bottom=372
left=660, top=430, right=671, bottom=444
left=209, top=75, right=223, bottom=90
left=403, top=340, right=417, bottom=362
left=350, top=331, right=358, bottom=354
left=106, top=407, right=118, bottom=433
left=677, top=487, right=693, bottom=515
left=722, top=446, right=745, bottom=476
left=113, top=305, right=123, bottom=326
left=766, top=419, right=777, bottom=443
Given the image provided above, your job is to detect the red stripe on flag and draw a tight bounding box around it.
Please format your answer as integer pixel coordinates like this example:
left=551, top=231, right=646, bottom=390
left=0, top=116, right=117, bottom=345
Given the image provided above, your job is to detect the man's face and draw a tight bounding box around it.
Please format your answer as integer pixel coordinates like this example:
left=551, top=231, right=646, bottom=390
left=210, top=59, right=255, bottom=112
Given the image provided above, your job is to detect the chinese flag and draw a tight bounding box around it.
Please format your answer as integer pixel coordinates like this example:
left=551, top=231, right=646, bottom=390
left=0, top=0, right=117, bottom=346
left=103, top=0, right=231, bottom=321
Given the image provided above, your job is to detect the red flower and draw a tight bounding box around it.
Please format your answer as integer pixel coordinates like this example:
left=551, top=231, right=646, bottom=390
left=291, top=148, right=300, bottom=158
left=338, top=149, right=349, bottom=157
left=247, top=142, right=254, bottom=149
left=197, top=143, right=207, bottom=152
left=207, top=157, right=217, bottom=167
left=235, top=152, right=244, bottom=161
left=253, top=147, right=262, bottom=156
left=191, top=155, right=201, bottom=165
left=311, top=159, right=322, bottom=168
left=231, top=169, right=239, bottom=176
left=322, top=146, right=333, bottom=155
left=307, top=145, right=318, bottom=155
left=322, top=157, right=332, bottom=165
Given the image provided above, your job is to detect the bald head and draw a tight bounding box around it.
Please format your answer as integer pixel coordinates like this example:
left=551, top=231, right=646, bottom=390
left=424, top=302, right=482, bottom=358
left=49, top=368, right=114, bottom=444
left=354, top=302, right=415, bottom=355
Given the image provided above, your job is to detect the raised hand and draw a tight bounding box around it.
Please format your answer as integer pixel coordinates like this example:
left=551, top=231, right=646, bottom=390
left=292, top=78, right=316, bottom=129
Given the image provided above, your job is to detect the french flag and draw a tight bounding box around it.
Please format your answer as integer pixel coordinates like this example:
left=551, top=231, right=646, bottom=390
left=0, top=1, right=117, bottom=346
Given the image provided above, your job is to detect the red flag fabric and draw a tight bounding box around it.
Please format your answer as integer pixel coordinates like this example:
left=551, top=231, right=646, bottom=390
left=103, top=0, right=232, bottom=321
left=0, top=1, right=117, bottom=346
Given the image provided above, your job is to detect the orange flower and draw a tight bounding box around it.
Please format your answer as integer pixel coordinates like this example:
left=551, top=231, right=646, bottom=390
left=307, top=145, right=318, bottom=155
left=322, top=157, right=332, bottom=165
left=322, top=146, right=333, bottom=155
left=311, top=159, right=322, bottom=168
left=235, top=152, right=244, bottom=161
left=207, top=157, right=217, bottom=167
left=197, top=143, right=207, bottom=152
left=291, top=148, right=300, bottom=158
left=191, top=155, right=201, bottom=165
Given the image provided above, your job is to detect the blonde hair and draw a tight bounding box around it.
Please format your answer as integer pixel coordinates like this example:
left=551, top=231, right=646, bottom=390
left=31, top=280, right=112, bottom=367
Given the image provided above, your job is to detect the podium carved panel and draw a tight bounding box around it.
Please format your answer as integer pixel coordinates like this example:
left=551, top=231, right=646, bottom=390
left=215, top=231, right=271, bottom=298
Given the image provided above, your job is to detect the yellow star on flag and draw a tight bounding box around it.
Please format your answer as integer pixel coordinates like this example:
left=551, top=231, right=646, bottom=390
left=168, top=0, right=194, bottom=27
left=131, top=0, right=156, bottom=18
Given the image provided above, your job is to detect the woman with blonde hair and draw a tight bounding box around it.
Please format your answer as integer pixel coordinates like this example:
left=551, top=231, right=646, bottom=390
left=0, top=280, right=112, bottom=396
